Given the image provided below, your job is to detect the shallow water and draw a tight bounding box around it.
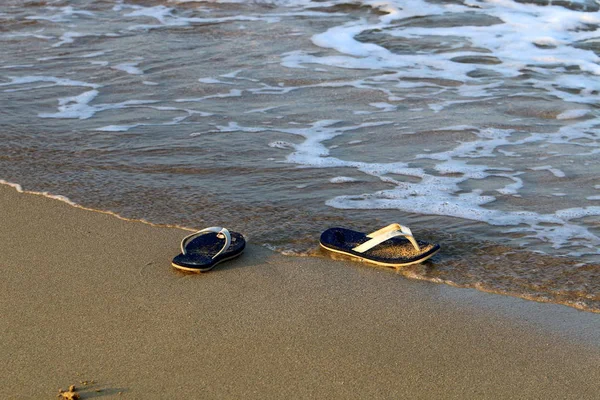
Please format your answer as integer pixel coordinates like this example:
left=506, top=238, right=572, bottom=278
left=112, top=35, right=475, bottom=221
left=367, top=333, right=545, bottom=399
left=0, top=0, right=598, bottom=311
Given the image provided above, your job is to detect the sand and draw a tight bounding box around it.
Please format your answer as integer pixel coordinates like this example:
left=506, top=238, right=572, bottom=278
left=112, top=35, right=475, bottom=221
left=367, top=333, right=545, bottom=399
left=1, top=184, right=599, bottom=399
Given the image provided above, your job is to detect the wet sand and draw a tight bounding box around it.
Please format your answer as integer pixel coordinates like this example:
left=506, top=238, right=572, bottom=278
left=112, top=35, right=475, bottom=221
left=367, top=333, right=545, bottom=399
left=1, top=184, right=599, bottom=399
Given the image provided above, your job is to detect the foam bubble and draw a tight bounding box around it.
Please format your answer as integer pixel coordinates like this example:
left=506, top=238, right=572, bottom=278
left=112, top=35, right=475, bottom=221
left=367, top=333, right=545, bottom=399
left=245, top=106, right=283, bottom=114
left=530, top=166, right=567, bottom=178
left=124, top=4, right=280, bottom=31
left=330, top=177, right=358, bottom=183
left=39, top=90, right=157, bottom=120
left=175, top=89, right=243, bottom=103
left=112, top=62, right=143, bottom=75
left=0, top=76, right=100, bottom=92
left=269, top=141, right=295, bottom=149
left=39, top=90, right=100, bottom=119
left=557, top=109, right=590, bottom=120
left=53, top=32, right=86, bottom=48
left=96, top=107, right=211, bottom=131
left=198, top=77, right=231, bottom=84
left=25, top=6, right=94, bottom=23
left=0, top=64, right=34, bottom=69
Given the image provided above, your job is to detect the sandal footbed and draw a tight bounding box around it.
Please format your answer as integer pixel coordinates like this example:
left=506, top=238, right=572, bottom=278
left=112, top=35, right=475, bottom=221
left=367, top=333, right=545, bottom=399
left=172, top=231, right=245, bottom=270
left=320, top=227, right=439, bottom=264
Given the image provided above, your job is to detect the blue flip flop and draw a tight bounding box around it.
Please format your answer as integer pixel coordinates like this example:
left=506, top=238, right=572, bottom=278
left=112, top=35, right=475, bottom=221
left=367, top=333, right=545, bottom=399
left=172, top=227, right=246, bottom=272
left=320, top=223, right=439, bottom=267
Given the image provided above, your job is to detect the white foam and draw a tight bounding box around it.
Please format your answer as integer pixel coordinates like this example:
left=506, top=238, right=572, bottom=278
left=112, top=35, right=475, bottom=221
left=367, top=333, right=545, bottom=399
left=530, top=166, right=567, bottom=178
left=175, top=89, right=243, bottom=103
left=272, top=0, right=600, bottom=251
left=125, top=5, right=174, bottom=25
left=0, top=76, right=100, bottom=93
left=25, top=6, right=94, bottom=23
left=199, top=77, right=230, bottom=84
left=39, top=90, right=158, bottom=120
left=234, top=114, right=599, bottom=254
left=370, top=102, right=396, bottom=112
left=96, top=107, right=211, bottom=131
left=557, top=109, right=590, bottom=120
left=496, top=175, right=524, bottom=195
left=124, top=5, right=280, bottom=30
left=330, top=177, right=358, bottom=183
left=6, top=0, right=600, bottom=258
left=112, top=62, right=143, bottom=75
left=39, top=90, right=100, bottom=119
left=170, top=0, right=238, bottom=2
left=53, top=32, right=86, bottom=48
left=0, top=180, right=23, bottom=192
left=3, top=33, right=54, bottom=41
left=268, top=141, right=295, bottom=149
left=287, top=0, right=600, bottom=113
left=1, top=65, right=34, bottom=69
left=245, top=106, right=283, bottom=114
left=81, top=51, right=106, bottom=58
left=42, top=193, right=79, bottom=207
left=220, top=70, right=259, bottom=82
left=0, top=180, right=78, bottom=206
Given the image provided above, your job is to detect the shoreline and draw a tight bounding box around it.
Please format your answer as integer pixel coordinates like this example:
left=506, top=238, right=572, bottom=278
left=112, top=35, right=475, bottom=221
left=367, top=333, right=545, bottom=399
left=2, top=180, right=598, bottom=314
left=1, top=184, right=599, bottom=398
left=0, top=179, right=196, bottom=232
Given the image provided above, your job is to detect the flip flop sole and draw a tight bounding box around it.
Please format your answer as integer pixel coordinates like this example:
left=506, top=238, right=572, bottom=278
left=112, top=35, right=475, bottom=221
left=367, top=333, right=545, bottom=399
left=320, top=242, right=440, bottom=267
left=171, top=250, right=244, bottom=273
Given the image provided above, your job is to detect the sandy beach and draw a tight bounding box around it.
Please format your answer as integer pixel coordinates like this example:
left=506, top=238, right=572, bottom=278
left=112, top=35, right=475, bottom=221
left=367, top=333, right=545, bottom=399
left=1, top=184, right=599, bottom=399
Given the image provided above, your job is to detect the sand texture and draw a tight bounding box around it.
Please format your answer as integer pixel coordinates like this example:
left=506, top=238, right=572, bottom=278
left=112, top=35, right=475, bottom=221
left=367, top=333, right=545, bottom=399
left=1, top=185, right=599, bottom=399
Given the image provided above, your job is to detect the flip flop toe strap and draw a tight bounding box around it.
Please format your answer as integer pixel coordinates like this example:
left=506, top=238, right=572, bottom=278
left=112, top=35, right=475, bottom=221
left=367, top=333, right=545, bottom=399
left=352, top=223, right=421, bottom=254
left=180, top=226, right=232, bottom=259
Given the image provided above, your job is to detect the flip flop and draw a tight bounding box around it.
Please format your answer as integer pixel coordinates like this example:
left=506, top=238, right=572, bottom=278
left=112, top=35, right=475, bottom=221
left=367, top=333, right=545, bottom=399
left=320, top=223, right=440, bottom=267
left=172, top=227, right=246, bottom=272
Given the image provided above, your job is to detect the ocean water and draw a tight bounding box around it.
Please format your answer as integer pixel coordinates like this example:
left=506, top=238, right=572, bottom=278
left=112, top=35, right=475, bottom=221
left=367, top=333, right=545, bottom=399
left=0, top=0, right=598, bottom=311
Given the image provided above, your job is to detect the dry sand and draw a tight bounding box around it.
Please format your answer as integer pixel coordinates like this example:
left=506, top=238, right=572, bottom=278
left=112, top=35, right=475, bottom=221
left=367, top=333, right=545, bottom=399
left=1, top=184, right=599, bottom=399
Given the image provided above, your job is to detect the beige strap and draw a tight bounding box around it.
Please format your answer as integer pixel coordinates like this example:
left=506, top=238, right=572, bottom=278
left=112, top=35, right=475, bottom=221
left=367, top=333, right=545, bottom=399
left=353, top=223, right=420, bottom=254
left=366, top=223, right=405, bottom=239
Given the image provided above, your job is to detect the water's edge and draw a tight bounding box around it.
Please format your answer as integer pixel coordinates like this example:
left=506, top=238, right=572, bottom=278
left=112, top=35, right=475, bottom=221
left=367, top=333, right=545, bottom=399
left=3, top=180, right=597, bottom=314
